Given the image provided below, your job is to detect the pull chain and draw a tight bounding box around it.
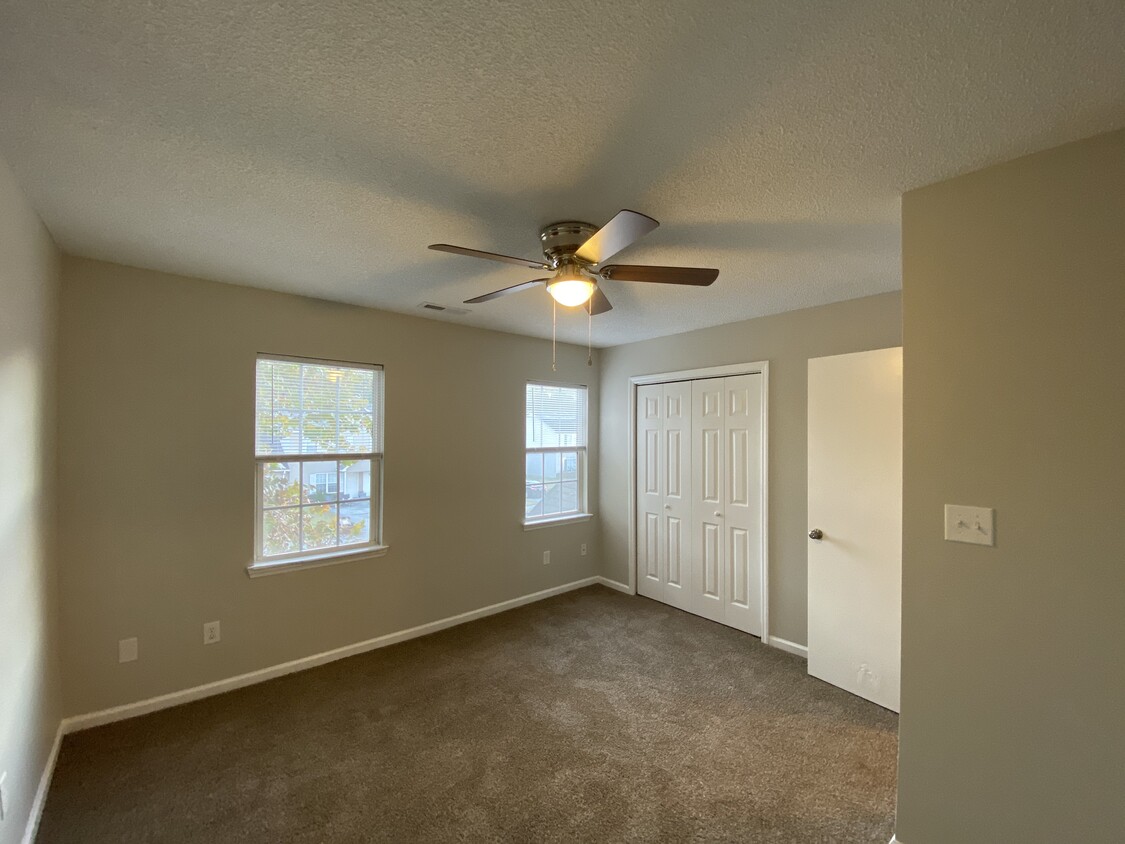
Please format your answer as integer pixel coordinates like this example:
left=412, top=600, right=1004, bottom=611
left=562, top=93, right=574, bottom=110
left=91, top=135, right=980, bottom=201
left=552, top=298, right=557, bottom=372
left=587, top=306, right=593, bottom=366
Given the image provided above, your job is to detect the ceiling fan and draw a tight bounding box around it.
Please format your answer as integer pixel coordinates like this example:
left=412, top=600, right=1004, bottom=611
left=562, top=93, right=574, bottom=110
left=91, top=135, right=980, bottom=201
left=428, top=209, right=718, bottom=315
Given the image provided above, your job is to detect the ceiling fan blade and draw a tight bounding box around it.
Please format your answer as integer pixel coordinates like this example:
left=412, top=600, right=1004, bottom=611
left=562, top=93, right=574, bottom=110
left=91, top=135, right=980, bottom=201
left=599, top=264, right=718, bottom=286
left=430, top=243, right=549, bottom=271
left=575, top=209, right=659, bottom=265
left=463, top=279, right=548, bottom=304
left=586, top=286, right=613, bottom=315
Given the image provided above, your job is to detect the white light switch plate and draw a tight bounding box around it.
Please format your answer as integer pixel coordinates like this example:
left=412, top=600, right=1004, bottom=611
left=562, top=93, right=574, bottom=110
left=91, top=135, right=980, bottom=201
left=944, top=504, right=995, bottom=546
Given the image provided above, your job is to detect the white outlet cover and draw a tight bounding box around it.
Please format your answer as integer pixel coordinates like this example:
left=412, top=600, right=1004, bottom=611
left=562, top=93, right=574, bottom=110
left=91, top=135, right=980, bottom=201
left=204, top=621, right=221, bottom=644
left=944, top=504, right=995, bottom=546
left=118, top=637, right=138, bottom=663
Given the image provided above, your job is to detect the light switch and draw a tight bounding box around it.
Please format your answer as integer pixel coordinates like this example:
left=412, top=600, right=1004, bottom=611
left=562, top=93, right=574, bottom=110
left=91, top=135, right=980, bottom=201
left=944, top=504, right=995, bottom=546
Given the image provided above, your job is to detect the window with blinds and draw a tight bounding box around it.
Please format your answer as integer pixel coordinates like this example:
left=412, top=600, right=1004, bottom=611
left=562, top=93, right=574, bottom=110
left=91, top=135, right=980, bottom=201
left=525, top=382, right=588, bottom=524
left=254, top=355, right=383, bottom=564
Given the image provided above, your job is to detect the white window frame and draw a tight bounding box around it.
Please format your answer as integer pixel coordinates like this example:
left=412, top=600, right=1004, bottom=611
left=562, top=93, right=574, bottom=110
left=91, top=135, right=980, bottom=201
left=523, top=381, right=591, bottom=529
left=249, top=354, right=387, bottom=577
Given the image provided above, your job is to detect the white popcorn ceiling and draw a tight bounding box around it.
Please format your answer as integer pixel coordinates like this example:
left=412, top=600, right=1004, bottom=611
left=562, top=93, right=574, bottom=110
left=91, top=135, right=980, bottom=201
left=1, top=0, right=1123, bottom=346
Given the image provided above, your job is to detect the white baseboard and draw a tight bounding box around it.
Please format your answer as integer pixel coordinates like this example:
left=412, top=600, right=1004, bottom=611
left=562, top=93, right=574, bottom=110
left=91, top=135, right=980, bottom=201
left=594, top=576, right=634, bottom=594
left=768, top=635, right=808, bottom=659
left=64, top=576, right=603, bottom=735
left=22, top=720, right=64, bottom=844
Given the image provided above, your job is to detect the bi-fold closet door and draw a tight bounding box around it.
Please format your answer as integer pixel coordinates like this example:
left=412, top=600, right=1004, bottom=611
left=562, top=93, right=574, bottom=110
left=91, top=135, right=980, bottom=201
left=636, top=375, right=763, bottom=636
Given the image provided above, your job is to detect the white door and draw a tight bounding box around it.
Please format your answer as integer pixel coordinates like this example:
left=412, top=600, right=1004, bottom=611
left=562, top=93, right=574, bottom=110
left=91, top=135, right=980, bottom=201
left=807, top=347, right=902, bottom=711
left=636, top=384, right=664, bottom=601
left=662, top=381, right=693, bottom=613
left=691, top=378, right=727, bottom=625
left=722, top=374, right=763, bottom=636
left=635, top=382, right=692, bottom=610
left=637, top=374, right=763, bottom=636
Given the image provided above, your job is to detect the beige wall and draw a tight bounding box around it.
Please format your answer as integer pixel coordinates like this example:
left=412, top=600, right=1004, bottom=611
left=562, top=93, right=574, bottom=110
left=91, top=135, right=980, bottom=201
left=57, top=258, right=600, bottom=716
left=597, top=292, right=902, bottom=645
left=0, top=155, right=60, bottom=843
left=897, top=130, right=1125, bottom=842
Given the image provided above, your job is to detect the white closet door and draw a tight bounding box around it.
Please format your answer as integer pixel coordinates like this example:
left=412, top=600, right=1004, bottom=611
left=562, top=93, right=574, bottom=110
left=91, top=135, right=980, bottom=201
left=691, top=378, right=727, bottom=624
left=722, top=374, right=763, bottom=635
left=661, top=381, right=693, bottom=612
left=636, top=384, right=665, bottom=601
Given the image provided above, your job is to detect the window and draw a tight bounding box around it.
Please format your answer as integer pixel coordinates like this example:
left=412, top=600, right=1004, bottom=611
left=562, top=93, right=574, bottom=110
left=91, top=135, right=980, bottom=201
left=254, top=355, right=383, bottom=567
left=525, top=382, right=588, bottom=524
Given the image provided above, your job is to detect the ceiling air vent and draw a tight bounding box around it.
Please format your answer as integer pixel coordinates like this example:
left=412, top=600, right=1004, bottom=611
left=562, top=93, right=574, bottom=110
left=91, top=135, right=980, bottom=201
left=419, top=302, right=469, bottom=315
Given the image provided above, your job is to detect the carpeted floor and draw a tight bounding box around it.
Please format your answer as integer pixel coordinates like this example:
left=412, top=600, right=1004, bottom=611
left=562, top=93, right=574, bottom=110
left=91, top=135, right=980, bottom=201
left=38, top=586, right=898, bottom=843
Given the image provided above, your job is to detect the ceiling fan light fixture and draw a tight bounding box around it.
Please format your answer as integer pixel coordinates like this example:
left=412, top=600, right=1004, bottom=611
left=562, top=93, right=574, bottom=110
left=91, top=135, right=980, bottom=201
left=546, top=265, right=596, bottom=307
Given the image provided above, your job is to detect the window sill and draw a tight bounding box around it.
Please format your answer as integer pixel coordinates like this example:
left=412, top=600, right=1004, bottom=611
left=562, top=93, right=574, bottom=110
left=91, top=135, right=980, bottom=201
left=247, top=545, right=389, bottom=578
left=522, top=514, right=593, bottom=531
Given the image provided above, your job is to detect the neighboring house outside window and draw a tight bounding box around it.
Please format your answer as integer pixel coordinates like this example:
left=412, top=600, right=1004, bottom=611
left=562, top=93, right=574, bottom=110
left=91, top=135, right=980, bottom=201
left=253, top=355, right=384, bottom=566
left=525, top=382, right=588, bottom=524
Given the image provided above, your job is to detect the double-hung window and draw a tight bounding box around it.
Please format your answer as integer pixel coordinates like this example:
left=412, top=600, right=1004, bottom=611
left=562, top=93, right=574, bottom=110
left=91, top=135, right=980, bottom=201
left=253, top=355, right=384, bottom=568
left=525, top=382, right=588, bottom=525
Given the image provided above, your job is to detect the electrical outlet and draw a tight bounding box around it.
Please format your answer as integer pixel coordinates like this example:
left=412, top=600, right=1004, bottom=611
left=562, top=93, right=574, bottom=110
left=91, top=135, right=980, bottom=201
left=118, top=637, right=138, bottom=663
left=542, top=550, right=550, bottom=565
left=580, top=543, right=588, bottom=556
left=0, top=770, right=8, bottom=822
left=203, top=621, right=221, bottom=644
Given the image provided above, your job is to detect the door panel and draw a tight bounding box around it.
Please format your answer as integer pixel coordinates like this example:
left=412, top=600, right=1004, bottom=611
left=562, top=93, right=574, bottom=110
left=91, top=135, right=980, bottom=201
left=692, top=379, right=727, bottom=624
left=661, top=380, right=693, bottom=611
left=636, top=384, right=664, bottom=601
left=666, top=517, right=683, bottom=587
left=722, top=374, right=763, bottom=635
left=808, top=348, right=902, bottom=711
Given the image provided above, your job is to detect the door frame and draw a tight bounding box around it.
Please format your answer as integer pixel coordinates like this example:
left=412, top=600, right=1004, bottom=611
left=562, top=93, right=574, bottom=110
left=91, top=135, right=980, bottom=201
left=626, top=361, right=771, bottom=643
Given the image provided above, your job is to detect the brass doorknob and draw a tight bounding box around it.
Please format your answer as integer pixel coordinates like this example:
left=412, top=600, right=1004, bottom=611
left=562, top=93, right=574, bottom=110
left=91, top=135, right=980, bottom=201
left=808, top=528, right=824, bottom=540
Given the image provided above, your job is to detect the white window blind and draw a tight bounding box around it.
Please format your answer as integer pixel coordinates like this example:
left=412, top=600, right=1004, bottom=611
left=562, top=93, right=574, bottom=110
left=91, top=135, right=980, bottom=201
left=256, top=357, right=382, bottom=456
left=526, top=383, right=587, bottom=449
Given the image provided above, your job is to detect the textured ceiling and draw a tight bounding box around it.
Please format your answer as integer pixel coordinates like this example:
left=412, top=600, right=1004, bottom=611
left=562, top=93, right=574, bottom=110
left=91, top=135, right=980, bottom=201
left=1, top=1, right=1123, bottom=346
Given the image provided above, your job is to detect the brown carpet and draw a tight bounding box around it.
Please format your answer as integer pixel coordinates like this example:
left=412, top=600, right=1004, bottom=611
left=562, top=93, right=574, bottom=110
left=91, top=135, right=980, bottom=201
left=38, top=586, right=898, bottom=843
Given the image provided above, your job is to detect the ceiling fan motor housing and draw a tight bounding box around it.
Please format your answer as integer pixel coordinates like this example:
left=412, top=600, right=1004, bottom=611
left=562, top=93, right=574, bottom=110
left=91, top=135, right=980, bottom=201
left=539, top=221, right=597, bottom=266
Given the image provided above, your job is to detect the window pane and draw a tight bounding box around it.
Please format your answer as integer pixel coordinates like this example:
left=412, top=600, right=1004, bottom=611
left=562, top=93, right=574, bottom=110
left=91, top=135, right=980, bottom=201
left=525, top=484, right=544, bottom=519
left=339, top=369, right=371, bottom=411
left=339, top=413, right=373, bottom=453
left=302, top=461, right=338, bottom=504
left=261, top=462, right=300, bottom=508
left=301, top=411, right=339, bottom=454
left=339, top=498, right=370, bottom=545
left=560, top=451, right=579, bottom=482
left=302, top=365, right=337, bottom=414
left=560, top=481, right=579, bottom=514
left=543, top=481, right=562, bottom=516
left=525, top=452, right=543, bottom=487
left=256, top=359, right=303, bottom=454
left=339, top=459, right=371, bottom=500
left=262, top=507, right=299, bottom=557
left=301, top=504, right=338, bottom=551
